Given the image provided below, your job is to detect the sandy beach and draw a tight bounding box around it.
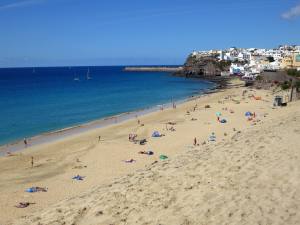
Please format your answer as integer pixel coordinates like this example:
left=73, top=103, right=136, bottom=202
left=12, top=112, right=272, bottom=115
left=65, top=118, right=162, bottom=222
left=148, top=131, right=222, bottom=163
left=1, top=79, right=300, bottom=225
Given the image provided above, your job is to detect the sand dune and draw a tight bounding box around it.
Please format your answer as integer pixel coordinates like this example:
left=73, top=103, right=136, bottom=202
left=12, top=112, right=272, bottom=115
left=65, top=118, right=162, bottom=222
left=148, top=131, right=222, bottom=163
left=1, top=80, right=300, bottom=224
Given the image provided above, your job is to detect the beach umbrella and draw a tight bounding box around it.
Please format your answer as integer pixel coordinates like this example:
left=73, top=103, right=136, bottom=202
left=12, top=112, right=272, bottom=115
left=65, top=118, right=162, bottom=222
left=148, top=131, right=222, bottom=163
left=220, top=119, right=227, bottom=123
left=152, top=131, right=161, bottom=137
left=216, top=112, right=222, bottom=117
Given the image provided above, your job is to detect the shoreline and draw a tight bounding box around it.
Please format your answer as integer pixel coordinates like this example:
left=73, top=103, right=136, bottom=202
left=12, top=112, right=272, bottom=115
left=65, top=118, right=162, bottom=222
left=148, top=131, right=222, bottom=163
left=0, top=84, right=219, bottom=156
left=2, top=77, right=295, bottom=224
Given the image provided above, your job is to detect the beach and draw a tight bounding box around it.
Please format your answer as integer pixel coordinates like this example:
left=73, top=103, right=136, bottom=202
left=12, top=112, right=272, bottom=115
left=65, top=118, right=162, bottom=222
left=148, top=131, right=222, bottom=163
left=1, top=78, right=300, bottom=224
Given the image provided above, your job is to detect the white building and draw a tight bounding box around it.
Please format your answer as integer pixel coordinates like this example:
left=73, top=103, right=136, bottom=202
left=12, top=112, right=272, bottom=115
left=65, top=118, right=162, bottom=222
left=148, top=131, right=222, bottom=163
left=230, top=64, right=245, bottom=75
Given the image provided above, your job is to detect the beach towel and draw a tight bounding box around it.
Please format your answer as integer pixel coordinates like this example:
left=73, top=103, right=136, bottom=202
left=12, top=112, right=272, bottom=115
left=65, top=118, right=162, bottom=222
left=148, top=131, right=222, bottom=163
left=25, top=187, right=47, bottom=193
left=26, top=187, right=37, bottom=193
left=216, top=112, right=222, bottom=117
left=159, top=155, right=168, bottom=160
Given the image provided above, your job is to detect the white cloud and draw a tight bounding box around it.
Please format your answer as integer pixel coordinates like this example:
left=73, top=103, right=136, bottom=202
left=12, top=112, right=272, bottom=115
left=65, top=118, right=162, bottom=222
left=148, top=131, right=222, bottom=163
left=281, top=4, right=300, bottom=19
left=0, top=0, right=45, bottom=10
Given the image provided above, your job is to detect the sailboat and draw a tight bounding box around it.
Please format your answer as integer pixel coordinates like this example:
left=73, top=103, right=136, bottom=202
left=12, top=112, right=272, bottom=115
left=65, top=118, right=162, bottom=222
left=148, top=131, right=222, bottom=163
left=86, top=68, right=92, bottom=80
left=74, top=74, right=80, bottom=81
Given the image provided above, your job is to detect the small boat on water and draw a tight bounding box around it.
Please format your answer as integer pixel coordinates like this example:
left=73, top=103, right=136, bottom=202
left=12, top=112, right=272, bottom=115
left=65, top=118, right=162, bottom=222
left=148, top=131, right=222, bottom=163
left=74, top=75, right=80, bottom=81
left=86, top=68, right=92, bottom=80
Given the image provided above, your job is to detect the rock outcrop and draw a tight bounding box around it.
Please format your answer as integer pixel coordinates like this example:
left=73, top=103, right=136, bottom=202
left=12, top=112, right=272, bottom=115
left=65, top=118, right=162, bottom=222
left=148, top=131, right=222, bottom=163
left=175, top=54, right=231, bottom=78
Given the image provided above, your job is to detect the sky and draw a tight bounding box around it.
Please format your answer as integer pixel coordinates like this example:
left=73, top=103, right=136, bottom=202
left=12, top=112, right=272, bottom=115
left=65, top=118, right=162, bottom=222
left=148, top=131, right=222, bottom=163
left=0, top=0, right=300, bottom=67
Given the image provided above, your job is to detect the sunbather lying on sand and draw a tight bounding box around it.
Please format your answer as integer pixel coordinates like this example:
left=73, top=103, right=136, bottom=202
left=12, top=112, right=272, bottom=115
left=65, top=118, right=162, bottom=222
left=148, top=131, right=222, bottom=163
left=6, top=151, right=16, bottom=157
left=15, top=202, right=35, bottom=208
left=129, top=134, right=137, bottom=142
left=138, top=151, right=154, bottom=155
left=72, top=175, right=85, bottom=181
left=124, top=159, right=136, bottom=163
left=139, top=139, right=147, bottom=145
left=169, top=127, right=176, bottom=131
left=167, top=122, right=176, bottom=125
left=26, top=187, right=47, bottom=193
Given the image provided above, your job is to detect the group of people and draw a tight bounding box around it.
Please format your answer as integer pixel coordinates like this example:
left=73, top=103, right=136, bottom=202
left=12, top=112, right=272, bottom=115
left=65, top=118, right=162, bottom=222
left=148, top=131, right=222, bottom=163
left=129, top=134, right=138, bottom=142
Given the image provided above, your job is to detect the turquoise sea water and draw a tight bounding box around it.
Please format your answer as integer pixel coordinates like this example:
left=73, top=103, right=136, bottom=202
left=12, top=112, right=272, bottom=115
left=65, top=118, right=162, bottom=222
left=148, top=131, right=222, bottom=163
left=0, top=66, right=215, bottom=145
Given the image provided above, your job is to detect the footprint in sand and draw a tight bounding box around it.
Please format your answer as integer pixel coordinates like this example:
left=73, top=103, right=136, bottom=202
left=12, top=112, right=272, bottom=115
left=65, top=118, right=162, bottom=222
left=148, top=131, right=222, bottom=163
left=294, top=129, right=300, bottom=134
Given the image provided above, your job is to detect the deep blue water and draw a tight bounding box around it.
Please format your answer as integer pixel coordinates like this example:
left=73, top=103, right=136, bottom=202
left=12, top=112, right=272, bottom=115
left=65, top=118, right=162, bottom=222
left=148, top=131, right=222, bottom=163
left=0, top=66, right=215, bottom=145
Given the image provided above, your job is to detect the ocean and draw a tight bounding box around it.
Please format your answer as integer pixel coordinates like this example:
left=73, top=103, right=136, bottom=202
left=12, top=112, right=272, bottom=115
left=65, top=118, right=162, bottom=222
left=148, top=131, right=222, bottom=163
left=0, top=66, right=216, bottom=146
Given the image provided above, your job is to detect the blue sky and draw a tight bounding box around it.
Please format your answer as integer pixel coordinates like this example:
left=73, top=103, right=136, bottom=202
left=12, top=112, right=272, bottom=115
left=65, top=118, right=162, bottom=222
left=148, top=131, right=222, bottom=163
left=0, top=0, right=300, bottom=67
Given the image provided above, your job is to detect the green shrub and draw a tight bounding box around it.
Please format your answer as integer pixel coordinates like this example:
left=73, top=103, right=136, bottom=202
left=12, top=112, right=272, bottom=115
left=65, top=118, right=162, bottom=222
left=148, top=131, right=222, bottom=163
left=256, top=75, right=262, bottom=81
left=294, top=81, right=300, bottom=91
left=281, top=81, right=291, bottom=90
left=287, top=69, right=300, bottom=77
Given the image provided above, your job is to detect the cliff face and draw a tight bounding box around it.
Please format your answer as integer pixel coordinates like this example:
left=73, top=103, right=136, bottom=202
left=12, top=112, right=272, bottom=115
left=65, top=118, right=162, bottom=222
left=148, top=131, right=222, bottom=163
left=175, top=54, right=231, bottom=78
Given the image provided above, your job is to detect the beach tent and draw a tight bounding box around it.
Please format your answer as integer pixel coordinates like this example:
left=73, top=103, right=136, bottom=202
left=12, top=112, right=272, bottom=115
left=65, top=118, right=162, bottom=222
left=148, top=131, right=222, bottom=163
left=245, top=111, right=252, bottom=117
left=152, top=131, right=161, bottom=137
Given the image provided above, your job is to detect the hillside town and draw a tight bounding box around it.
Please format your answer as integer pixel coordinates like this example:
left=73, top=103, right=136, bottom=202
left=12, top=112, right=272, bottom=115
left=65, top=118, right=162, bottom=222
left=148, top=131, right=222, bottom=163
left=187, top=45, right=300, bottom=79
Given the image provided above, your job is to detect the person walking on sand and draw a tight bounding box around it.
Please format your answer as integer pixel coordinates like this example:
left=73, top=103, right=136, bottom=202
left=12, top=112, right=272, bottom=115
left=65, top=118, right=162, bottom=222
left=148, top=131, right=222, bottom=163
left=24, top=138, right=28, bottom=147
left=31, top=156, right=34, bottom=168
left=98, top=136, right=101, bottom=142
left=194, top=137, right=197, bottom=146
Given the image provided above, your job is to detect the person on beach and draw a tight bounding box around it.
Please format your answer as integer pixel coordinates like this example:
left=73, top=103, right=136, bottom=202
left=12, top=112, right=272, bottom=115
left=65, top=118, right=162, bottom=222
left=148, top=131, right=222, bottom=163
left=124, top=159, right=136, bottom=163
left=193, top=104, right=197, bottom=111
left=138, top=119, right=140, bottom=125
left=31, top=156, right=34, bottom=168
left=129, top=134, right=137, bottom=142
left=194, top=137, right=197, bottom=146
left=98, top=136, right=101, bottom=142
left=24, top=138, right=27, bottom=147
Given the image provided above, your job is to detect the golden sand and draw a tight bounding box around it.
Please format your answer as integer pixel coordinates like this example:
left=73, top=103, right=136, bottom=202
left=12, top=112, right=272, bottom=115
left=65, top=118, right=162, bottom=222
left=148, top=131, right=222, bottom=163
left=1, top=79, right=299, bottom=224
